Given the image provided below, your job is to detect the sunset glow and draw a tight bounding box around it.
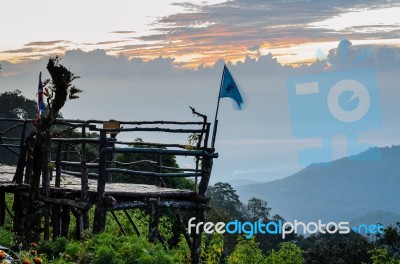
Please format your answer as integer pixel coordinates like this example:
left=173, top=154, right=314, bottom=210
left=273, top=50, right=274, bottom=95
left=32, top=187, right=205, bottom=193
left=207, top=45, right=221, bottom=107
left=1, top=1, right=400, bottom=68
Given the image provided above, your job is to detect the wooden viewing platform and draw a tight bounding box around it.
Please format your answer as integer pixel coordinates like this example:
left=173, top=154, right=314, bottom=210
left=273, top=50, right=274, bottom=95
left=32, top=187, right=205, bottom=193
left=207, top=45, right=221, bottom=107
left=0, top=115, right=217, bottom=264
left=0, top=165, right=197, bottom=200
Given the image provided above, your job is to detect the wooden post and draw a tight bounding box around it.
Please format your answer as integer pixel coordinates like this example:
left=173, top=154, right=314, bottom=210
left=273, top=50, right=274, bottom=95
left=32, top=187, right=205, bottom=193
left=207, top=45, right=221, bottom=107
left=52, top=203, right=61, bottom=239
left=13, top=121, right=28, bottom=183
left=191, top=209, right=205, bottom=264
left=198, top=156, right=213, bottom=196
left=62, top=144, right=70, bottom=171
left=12, top=192, right=25, bottom=240
left=12, top=123, right=29, bottom=236
left=73, top=209, right=84, bottom=240
left=93, top=131, right=107, bottom=233
left=43, top=138, right=51, bottom=240
left=103, top=120, right=120, bottom=183
left=191, top=155, right=213, bottom=264
left=148, top=199, right=160, bottom=243
left=155, top=154, right=162, bottom=186
left=52, top=141, right=62, bottom=239
left=60, top=206, right=70, bottom=237
left=55, top=141, right=62, bottom=187
left=80, top=126, right=89, bottom=230
left=24, top=139, right=34, bottom=184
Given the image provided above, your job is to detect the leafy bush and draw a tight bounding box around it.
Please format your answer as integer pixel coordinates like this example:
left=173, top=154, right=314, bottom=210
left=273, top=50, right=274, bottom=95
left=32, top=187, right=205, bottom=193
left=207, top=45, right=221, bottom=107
left=265, top=242, right=305, bottom=264
left=64, top=241, right=82, bottom=262
left=0, top=227, right=14, bottom=247
left=227, top=236, right=264, bottom=264
left=93, top=245, right=122, bottom=264
left=38, top=237, right=68, bottom=259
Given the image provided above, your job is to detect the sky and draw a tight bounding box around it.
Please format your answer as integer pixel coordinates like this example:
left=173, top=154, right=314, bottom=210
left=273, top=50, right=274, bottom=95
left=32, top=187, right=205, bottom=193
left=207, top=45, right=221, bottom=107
left=1, top=0, right=400, bottom=183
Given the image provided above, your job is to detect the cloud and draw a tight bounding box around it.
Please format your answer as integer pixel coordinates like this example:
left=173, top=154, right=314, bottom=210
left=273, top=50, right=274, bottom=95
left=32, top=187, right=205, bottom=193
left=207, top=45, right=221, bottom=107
left=85, top=40, right=129, bottom=46
left=1, top=47, right=37, bottom=54
left=25, top=40, right=67, bottom=46
left=120, top=0, right=397, bottom=67
left=1, top=42, right=399, bottom=182
left=110, top=31, right=136, bottom=34
left=1, top=1, right=399, bottom=68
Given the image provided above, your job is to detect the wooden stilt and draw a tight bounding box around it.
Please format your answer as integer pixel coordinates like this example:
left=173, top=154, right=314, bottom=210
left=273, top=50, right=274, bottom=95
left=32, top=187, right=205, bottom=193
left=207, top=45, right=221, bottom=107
left=93, top=131, right=107, bottom=233
left=123, top=210, right=141, bottom=236
left=148, top=199, right=160, bottom=243
left=191, top=209, right=205, bottom=264
left=111, top=211, right=126, bottom=236
left=61, top=206, right=70, bottom=237
left=80, top=126, right=89, bottom=230
left=52, top=203, right=61, bottom=239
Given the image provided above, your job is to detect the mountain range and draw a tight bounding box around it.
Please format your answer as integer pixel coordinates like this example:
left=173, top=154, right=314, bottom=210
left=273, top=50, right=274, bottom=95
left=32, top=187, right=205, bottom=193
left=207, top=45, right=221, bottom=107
left=235, top=145, right=400, bottom=226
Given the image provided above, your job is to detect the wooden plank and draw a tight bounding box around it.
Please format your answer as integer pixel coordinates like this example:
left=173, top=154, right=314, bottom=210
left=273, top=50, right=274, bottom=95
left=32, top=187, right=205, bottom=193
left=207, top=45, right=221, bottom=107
left=93, top=127, right=207, bottom=133
left=52, top=138, right=100, bottom=144
left=39, top=197, right=91, bottom=210
left=59, top=161, right=98, bottom=168
left=105, top=147, right=218, bottom=158
left=106, top=168, right=202, bottom=178
left=60, top=170, right=99, bottom=179
left=108, top=201, right=209, bottom=211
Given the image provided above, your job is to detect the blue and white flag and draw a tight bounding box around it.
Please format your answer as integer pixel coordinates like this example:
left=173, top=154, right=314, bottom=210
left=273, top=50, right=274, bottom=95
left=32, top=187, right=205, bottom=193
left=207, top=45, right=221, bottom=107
left=220, top=65, right=243, bottom=109
left=37, top=72, right=45, bottom=118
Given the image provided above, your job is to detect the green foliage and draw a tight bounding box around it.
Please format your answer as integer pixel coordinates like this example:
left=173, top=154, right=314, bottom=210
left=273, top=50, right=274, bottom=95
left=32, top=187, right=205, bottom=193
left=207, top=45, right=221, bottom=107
left=208, top=182, right=244, bottom=220
left=173, top=234, right=191, bottom=264
left=204, top=233, right=224, bottom=264
left=38, top=237, right=68, bottom=259
left=369, top=248, right=400, bottom=264
left=227, top=236, right=264, bottom=264
left=0, top=90, right=37, bottom=119
left=303, top=231, right=372, bottom=264
left=45, top=56, right=81, bottom=114
left=246, top=197, right=271, bottom=222
left=64, top=241, right=82, bottom=262
left=84, top=232, right=180, bottom=264
left=0, top=90, right=36, bottom=164
left=377, top=222, right=400, bottom=256
left=104, top=209, right=149, bottom=237
left=0, top=227, right=14, bottom=247
left=265, top=242, right=305, bottom=264
left=158, top=215, right=174, bottom=248
left=93, top=245, right=122, bottom=264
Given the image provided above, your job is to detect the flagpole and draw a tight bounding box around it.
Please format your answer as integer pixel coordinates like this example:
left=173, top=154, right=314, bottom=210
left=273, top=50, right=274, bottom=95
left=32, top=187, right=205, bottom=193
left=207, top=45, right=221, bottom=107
left=211, top=65, right=226, bottom=148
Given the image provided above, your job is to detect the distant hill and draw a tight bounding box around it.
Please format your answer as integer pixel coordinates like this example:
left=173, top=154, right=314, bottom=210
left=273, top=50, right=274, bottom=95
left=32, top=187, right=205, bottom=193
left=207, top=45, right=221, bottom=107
left=236, top=146, right=400, bottom=225
left=226, top=178, right=263, bottom=188
left=350, top=210, right=400, bottom=228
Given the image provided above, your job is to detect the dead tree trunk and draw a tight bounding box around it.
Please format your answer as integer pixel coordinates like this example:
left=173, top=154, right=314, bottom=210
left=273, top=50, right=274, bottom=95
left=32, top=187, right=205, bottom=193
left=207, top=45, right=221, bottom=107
left=21, top=56, right=81, bottom=244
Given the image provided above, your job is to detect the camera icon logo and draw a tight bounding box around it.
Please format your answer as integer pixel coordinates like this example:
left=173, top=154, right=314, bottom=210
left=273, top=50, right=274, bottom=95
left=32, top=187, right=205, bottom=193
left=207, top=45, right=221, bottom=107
left=327, top=79, right=370, bottom=123
left=287, top=66, right=381, bottom=165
